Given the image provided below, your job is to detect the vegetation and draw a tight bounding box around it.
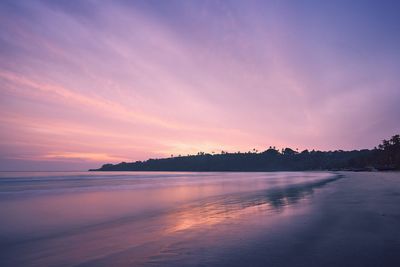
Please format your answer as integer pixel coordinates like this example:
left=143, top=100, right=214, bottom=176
left=91, top=135, right=400, bottom=172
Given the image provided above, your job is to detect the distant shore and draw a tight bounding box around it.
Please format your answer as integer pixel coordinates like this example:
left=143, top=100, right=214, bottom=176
left=91, top=135, right=400, bottom=172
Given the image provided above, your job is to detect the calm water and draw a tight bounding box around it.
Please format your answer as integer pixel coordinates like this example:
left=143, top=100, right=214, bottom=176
left=0, top=171, right=339, bottom=266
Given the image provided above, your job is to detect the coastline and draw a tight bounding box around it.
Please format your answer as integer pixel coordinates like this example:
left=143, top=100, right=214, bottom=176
left=1, top=171, right=399, bottom=266
left=71, top=171, right=400, bottom=266
left=202, top=171, right=400, bottom=267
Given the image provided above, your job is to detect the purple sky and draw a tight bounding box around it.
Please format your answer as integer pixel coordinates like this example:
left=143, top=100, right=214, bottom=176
left=1, top=0, right=399, bottom=171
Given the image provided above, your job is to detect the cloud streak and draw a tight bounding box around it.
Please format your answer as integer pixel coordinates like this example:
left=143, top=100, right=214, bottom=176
left=0, top=0, right=399, bottom=170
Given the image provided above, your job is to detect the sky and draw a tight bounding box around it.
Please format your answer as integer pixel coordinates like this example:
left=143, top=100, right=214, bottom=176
left=0, top=0, right=399, bottom=171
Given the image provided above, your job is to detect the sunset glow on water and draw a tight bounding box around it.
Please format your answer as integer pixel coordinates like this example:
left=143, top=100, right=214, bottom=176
left=0, top=171, right=337, bottom=266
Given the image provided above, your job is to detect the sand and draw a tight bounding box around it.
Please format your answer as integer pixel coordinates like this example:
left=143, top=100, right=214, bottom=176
left=1, top=171, right=399, bottom=266
left=79, top=172, right=400, bottom=267
left=205, top=171, right=400, bottom=267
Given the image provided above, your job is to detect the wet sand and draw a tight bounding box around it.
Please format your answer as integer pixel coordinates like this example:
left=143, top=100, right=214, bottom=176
left=180, top=171, right=400, bottom=267
left=0, top=171, right=399, bottom=266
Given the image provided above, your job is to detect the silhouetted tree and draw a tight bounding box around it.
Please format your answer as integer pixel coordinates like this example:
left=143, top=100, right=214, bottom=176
left=282, top=148, right=297, bottom=155
left=90, top=134, right=400, bottom=171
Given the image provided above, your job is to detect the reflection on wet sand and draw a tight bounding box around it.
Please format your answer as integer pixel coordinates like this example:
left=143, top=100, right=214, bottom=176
left=0, top=172, right=341, bottom=267
left=166, top=175, right=341, bottom=233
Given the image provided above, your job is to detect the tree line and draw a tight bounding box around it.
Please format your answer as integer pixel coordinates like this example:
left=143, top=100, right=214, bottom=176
left=91, top=134, right=400, bottom=171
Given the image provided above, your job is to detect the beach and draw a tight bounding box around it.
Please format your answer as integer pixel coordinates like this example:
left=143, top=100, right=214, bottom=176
left=0, top=171, right=399, bottom=266
left=204, top=171, right=400, bottom=267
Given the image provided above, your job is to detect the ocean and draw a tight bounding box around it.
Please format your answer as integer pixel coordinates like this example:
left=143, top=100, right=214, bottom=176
left=0, top=171, right=341, bottom=266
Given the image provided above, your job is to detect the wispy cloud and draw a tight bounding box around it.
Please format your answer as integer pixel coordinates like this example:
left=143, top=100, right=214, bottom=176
left=1, top=0, right=399, bottom=170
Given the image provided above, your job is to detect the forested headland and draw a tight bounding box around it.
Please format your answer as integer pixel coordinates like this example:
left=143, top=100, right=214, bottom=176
left=90, top=135, right=400, bottom=172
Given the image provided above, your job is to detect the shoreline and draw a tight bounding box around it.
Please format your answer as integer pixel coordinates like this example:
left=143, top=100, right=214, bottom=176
left=1, top=171, right=399, bottom=266
left=205, top=171, right=400, bottom=267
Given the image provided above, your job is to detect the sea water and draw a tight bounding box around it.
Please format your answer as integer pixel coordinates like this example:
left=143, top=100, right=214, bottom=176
left=0, top=171, right=338, bottom=266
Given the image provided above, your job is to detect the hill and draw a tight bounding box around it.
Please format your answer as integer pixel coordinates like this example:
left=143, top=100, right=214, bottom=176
left=90, top=135, right=400, bottom=172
